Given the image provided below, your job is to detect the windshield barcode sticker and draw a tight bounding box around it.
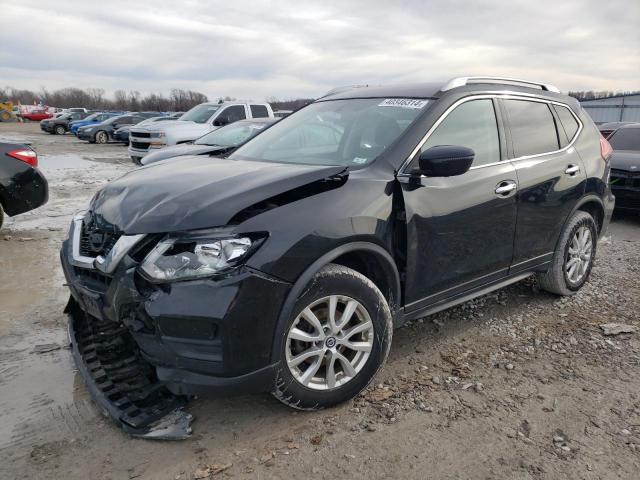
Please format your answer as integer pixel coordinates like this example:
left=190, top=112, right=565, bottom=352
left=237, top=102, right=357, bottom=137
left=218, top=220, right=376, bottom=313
left=378, top=99, right=429, bottom=109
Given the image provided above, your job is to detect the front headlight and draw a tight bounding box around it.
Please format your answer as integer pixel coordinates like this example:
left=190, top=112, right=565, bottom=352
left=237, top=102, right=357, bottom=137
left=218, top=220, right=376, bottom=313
left=150, top=131, right=165, bottom=138
left=139, top=235, right=259, bottom=282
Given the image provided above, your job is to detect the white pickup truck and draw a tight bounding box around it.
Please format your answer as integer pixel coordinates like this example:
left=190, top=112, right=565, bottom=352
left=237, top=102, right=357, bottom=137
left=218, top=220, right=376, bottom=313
left=128, top=101, right=274, bottom=162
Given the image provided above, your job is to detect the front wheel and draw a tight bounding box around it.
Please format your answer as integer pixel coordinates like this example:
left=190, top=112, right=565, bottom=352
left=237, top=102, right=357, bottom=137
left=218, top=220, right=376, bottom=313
left=537, top=211, right=597, bottom=296
left=54, top=125, right=66, bottom=135
left=95, top=131, right=109, bottom=144
left=273, top=264, right=393, bottom=410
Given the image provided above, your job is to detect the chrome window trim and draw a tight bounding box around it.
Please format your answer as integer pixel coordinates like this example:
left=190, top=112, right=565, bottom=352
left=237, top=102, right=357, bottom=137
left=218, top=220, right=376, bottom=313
left=398, top=92, right=583, bottom=176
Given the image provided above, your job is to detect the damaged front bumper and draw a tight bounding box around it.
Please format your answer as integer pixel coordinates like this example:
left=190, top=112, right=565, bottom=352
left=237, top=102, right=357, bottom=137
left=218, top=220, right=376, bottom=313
left=61, top=222, right=291, bottom=438
left=67, top=298, right=193, bottom=439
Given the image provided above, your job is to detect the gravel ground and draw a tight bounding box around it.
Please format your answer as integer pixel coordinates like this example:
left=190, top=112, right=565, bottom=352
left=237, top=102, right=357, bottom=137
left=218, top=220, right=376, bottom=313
left=0, top=123, right=638, bottom=480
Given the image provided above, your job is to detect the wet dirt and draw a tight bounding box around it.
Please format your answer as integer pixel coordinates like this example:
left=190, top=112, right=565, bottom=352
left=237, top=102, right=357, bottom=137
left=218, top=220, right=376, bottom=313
left=0, top=123, right=638, bottom=479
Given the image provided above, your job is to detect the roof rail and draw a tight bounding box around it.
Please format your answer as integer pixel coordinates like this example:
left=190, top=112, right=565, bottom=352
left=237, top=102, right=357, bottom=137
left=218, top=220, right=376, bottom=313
left=441, top=76, right=560, bottom=93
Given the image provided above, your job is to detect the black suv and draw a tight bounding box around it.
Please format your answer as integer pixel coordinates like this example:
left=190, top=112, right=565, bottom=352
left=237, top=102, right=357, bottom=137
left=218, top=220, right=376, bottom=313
left=40, top=111, right=90, bottom=135
left=61, top=77, right=614, bottom=435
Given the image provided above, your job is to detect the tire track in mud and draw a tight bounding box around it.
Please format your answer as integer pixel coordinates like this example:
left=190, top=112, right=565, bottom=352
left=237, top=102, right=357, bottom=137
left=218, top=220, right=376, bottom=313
left=0, top=328, right=101, bottom=462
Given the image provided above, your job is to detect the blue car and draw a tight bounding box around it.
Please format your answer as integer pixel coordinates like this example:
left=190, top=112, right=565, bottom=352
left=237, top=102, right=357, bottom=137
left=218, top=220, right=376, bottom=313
left=69, top=112, right=124, bottom=135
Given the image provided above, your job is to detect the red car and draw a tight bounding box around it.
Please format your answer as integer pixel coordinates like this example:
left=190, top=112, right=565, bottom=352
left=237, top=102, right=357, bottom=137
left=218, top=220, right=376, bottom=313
left=20, top=109, right=53, bottom=121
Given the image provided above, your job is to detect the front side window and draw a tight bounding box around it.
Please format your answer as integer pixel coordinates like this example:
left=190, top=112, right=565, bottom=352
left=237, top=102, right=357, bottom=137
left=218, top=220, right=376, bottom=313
left=250, top=105, right=269, bottom=118
left=608, top=128, right=640, bottom=151
left=230, top=98, right=428, bottom=167
left=420, top=99, right=500, bottom=167
left=180, top=104, right=220, bottom=123
left=504, top=100, right=559, bottom=157
left=217, top=105, right=247, bottom=124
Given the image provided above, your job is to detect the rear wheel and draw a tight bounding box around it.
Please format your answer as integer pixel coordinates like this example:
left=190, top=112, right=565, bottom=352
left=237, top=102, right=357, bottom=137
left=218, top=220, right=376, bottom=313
left=54, top=125, right=66, bottom=135
left=537, top=211, right=597, bottom=295
left=95, top=131, right=109, bottom=144
left=273, top=264, right=392, bottom=410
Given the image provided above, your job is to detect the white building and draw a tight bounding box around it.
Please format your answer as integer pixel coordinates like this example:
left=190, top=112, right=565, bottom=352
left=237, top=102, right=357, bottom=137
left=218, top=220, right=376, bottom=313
left=580, top=93, right=640, bottom=124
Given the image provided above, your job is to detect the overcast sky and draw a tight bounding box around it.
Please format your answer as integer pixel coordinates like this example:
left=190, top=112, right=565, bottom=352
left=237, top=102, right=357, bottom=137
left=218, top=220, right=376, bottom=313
left=1, top=0, right=638, bottom=101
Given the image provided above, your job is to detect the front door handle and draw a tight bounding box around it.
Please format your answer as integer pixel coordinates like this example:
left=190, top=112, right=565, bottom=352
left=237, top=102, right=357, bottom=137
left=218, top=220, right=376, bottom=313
left=495, top=180, right=517, bottom=196
left=565, top=164, right=580, bottom=175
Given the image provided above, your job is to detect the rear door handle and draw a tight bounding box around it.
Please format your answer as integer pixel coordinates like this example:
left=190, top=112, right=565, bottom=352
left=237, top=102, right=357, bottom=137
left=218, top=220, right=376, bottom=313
left=565, top=164, right=580, bottom=175
left=495, top=180, right=517, bottom=196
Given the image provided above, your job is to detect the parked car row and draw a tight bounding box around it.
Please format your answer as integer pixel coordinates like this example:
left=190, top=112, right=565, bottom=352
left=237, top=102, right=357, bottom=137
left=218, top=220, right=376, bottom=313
left=39, top=111, right=182, bottom=137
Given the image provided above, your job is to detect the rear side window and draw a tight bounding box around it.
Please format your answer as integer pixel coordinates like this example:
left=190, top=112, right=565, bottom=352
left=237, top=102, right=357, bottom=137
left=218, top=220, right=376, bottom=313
left=250, top=105, right=269, bottom=118
left=420, top=99, right=500, bottom=167
left=553, top=105, right=580, bottom=147
left=504, top=100, right=559, bottom=157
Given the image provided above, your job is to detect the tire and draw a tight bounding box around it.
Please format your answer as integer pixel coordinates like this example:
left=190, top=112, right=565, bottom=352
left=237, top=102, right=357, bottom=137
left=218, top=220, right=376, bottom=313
left=54, top=125, right=66, bottom=135
left=273, top=264, right=393, bottom=410
left=537, top=211, right=597, bottom=296
left=95, top=131, right=109, bottom=144
left=0, top=202, right=4, bottom=230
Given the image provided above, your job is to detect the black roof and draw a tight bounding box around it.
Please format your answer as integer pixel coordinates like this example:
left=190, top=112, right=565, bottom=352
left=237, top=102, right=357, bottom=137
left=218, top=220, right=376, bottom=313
left=319, top=82, right=444, bottom=101
left=616, top=123, right=640, bottom=130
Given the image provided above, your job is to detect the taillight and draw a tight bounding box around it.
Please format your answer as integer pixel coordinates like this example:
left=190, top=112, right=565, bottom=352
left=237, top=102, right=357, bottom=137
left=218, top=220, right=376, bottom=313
left=7, top=149, right=38, bottom=167
left=599, top=136, right=613, bottom=162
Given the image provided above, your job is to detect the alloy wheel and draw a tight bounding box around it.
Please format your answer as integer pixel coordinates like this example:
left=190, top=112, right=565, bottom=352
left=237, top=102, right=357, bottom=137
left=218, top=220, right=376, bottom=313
left=285, top=295, right=374, bottom=391
left=565, top=225, right=593, bottom=284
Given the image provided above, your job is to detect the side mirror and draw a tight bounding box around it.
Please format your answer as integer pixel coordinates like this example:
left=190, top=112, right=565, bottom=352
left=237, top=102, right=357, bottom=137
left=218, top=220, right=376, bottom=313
left=414, top=145, right=474, bottom=177
left=213, top=117, right=228, bottom=127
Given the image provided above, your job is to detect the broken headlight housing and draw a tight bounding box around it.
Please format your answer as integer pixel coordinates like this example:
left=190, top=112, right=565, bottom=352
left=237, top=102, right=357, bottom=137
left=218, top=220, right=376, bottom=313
left=139, top=233, right=263, bottom=282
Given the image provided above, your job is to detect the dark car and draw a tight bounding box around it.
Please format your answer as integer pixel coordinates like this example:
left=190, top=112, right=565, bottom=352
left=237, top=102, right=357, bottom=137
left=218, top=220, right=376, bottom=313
left=61, top=76, right=614, bottom=437
left=40, top=111, right=91, bottom=135
left=598, top=121, right=636, bottom=139
left=0, top=142, right=48, bottom=229
left=77, top=114, right=147, bottom=144
left=141, top=118, right=278, bottom=165
left=608, top=124, right=640, bottom=211
left=113, top=116, right=176, bottom=143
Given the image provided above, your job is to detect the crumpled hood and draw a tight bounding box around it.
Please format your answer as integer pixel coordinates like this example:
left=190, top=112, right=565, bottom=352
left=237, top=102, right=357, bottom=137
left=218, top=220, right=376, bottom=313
left=610, top=150, right=640, bottom=172
left=90, top=156, right=346, bottom=234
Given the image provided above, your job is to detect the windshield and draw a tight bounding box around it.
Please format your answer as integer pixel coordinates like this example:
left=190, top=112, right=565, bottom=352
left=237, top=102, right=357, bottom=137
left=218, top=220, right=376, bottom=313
left=195, top=122, right=270, bottom=147
left=608, top=128, right=640, bottom=151
left=229, top=98, right=428, bottom=166
left=180, top=104, right=220, bottom=123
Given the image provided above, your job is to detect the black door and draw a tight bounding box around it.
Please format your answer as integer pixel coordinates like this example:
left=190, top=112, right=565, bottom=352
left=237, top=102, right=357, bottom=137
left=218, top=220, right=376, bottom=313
left=499, top=98, right=586, bottom=272
left=400, top=98, right=517, bottom=312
